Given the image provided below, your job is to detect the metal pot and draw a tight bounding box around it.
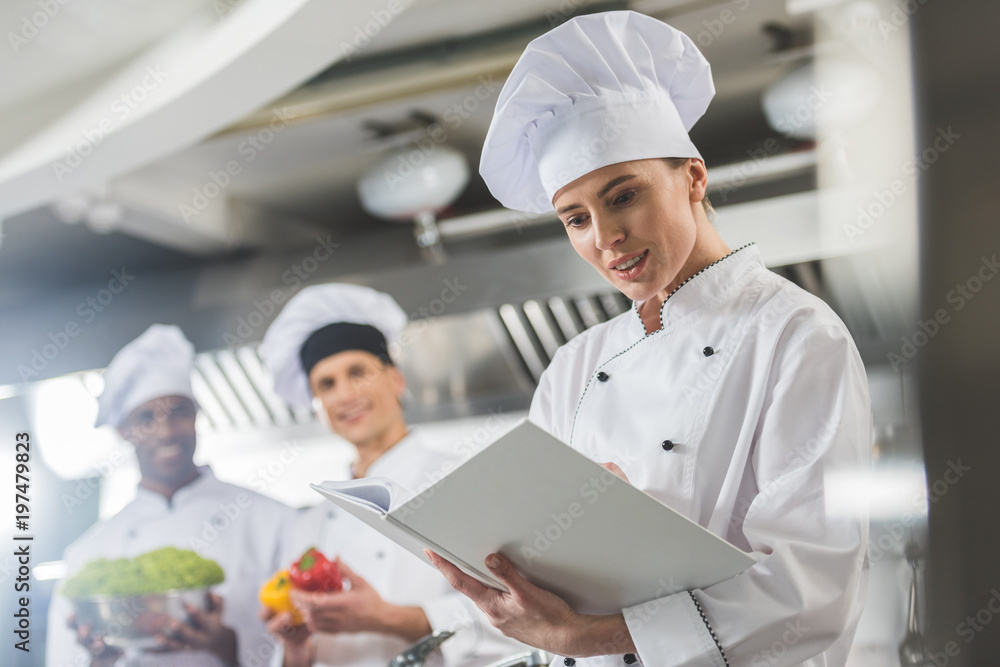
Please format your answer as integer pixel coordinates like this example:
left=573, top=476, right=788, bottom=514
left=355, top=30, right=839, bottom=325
left=70, top=588, right=212, bottom=649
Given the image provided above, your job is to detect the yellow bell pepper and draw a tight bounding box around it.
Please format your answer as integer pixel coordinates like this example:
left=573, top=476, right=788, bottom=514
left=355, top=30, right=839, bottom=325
left=259, top=569, right=303, bottom=625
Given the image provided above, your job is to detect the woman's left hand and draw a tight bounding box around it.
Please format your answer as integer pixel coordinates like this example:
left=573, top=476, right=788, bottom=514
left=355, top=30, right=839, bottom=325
left=599, top=461, right=629, bottom=482
left=426, top=551, right=635, bottom=658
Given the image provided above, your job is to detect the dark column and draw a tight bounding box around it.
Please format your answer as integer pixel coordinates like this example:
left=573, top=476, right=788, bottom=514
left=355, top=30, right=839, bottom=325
left=911, top=1, right=1000, bottom=662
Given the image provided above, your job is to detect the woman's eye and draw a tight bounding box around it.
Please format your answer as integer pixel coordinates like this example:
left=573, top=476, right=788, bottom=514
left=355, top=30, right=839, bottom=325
left=564, top=216, right=586, bottom=228
left=612, top=191, right=636, bottom=206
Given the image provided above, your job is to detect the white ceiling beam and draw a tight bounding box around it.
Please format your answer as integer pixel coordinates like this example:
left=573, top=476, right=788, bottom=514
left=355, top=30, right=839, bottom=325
left=0, top=0, right=417, bottom=220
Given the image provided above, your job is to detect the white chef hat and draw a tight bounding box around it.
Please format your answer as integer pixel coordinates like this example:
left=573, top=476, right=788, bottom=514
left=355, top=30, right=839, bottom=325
left=480, top=10, right=715, bottom=214
left=96, top=324, right=196, bottom=428
left=261, top=283, right=408, bottom=409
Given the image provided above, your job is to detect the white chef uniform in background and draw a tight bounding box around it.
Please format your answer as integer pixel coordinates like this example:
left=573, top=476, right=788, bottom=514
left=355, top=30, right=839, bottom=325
left=476, top=11, right=872, bottom=667
left=261, top=284, right=524, bottom=667
left=46, top=325, right=294, bottom=667
left=276, top=432, right=490, bottom=667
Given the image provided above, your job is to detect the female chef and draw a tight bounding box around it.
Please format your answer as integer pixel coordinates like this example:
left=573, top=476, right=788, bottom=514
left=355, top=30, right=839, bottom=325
left=428, top=10, right=871, bottom=667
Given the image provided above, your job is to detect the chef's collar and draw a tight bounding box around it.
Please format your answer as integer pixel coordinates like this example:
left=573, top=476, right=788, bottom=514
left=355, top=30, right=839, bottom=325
left=135, top=465, right=214, bottom=508
left=632, top=243, right=761, bottom=333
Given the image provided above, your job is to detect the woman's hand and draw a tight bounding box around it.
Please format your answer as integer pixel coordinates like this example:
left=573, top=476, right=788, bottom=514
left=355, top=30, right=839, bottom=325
left=599, top=461, right=629, bottom=482
left=426, top=551, right=636, bottom=658
left=290, top=559, right=432, bottom=642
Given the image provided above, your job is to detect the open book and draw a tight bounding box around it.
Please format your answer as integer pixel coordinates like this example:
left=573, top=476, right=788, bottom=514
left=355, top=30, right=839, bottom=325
left=311, top=419, right=754, bottom=615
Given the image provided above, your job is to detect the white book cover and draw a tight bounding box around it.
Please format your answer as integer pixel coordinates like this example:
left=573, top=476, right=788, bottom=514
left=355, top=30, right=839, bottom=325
left=311, top=419, right=754, bottom=615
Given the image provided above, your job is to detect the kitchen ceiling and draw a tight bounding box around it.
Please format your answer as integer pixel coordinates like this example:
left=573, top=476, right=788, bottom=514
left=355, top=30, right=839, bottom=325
left=0, top=0, right=916, bottom=388
left=0, top=0, right=805, bottom=300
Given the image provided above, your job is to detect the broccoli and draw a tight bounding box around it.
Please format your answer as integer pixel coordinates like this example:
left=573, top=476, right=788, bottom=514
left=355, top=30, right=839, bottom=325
left=61, top=547, right=224, bottom=598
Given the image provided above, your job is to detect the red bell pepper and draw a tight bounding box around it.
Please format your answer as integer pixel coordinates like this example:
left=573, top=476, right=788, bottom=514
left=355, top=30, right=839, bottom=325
left=289, top=547, right=342, bottom=592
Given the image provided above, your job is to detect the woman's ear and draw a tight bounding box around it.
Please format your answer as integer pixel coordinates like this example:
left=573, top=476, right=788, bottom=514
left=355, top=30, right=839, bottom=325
left=688, top=158, right=709, bottom=203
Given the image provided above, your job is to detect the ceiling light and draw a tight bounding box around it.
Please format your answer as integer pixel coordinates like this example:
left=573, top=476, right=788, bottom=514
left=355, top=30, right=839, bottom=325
left=357, top=142, right=470, bottom=261
left=357, top=143, right=470, bottom=220
left=762, top=58, right=882, bottom=140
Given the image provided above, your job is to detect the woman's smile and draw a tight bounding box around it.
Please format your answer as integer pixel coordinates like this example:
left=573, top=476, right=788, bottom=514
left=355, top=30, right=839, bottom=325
left=609, top=249, right=649, bottom=280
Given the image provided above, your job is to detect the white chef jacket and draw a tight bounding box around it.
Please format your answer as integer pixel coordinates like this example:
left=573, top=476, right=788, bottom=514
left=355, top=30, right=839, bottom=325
left=271, top=431, right=526, bottom=667
left=529, top=245, right=871, bottom=667
left=47, top=466, right=295, bottom=667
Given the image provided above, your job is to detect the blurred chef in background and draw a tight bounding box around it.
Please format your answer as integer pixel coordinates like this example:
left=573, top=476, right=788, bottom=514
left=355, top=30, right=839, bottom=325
left=46, top=324, right=295, bottom=667
left=260, top=283, right=524, bottom=667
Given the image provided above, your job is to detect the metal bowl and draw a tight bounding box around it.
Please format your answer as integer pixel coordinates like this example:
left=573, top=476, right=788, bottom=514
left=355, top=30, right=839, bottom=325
left=70, top=588, right=212, bottom=649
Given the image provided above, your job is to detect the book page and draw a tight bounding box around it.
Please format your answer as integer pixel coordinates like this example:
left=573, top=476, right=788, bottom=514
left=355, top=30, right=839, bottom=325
left=310, top=477, right=412, bottom=514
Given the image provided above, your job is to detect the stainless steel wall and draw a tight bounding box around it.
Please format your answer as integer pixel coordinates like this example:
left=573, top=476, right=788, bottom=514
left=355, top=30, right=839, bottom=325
left=912, top=1, right=1000, bottom=662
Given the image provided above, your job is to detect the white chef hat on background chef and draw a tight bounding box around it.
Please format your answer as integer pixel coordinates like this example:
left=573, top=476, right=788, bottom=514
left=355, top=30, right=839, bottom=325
left=261, top=283, right=408, bottom=409
left=96, top=324, right=196, bottom=428
left=480, top=10, right=715, bottom=214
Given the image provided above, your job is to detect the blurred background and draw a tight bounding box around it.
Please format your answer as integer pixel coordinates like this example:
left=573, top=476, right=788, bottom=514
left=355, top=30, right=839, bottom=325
left=0, top=0, right=996, bottom=664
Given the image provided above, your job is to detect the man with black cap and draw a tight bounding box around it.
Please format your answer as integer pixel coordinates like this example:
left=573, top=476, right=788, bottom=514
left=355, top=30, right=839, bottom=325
left=260, top=283, right=523, bottom=667
left=46, top=324, right=295, bottom=667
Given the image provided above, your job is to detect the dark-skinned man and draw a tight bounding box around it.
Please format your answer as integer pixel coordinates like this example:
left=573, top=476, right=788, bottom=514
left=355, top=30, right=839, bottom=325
left=46, top=324, right=295, bottom=667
